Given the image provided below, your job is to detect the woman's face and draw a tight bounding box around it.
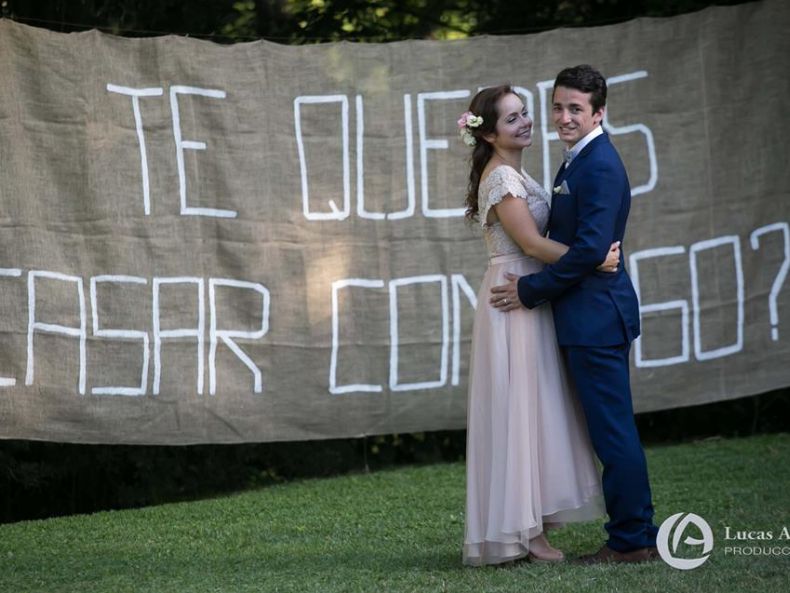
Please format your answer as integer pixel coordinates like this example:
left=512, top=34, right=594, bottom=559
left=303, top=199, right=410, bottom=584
left=487, top=93, right=533, bottom=150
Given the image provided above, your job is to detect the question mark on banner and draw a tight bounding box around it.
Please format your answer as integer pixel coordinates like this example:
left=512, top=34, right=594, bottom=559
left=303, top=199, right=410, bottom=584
left=750, top=222, right=790, bottom=341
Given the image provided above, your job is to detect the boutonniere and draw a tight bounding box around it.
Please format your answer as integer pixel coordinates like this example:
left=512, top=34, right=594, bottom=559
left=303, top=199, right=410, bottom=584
left=553, top=181, right=571, bottom=195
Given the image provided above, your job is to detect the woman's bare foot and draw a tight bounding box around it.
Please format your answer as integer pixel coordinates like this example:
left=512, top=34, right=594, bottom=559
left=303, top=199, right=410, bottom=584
left=528, top=533, right=565, bottom=563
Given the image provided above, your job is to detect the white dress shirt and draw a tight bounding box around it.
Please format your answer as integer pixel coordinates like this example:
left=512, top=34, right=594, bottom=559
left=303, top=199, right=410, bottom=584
left=563, top=125, right=604, bottom=167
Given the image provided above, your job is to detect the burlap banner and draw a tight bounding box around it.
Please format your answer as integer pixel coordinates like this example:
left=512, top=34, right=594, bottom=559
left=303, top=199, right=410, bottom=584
left=0, top=0, right=787, bottom=444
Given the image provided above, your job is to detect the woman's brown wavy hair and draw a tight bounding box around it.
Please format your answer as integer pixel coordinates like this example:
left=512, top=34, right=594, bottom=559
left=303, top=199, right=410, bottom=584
left=463, top=84, right=514, bottom=222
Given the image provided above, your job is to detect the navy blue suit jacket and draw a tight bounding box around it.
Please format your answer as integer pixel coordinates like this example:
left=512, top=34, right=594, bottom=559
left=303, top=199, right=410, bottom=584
left=517, top=132, right=640, bottom=347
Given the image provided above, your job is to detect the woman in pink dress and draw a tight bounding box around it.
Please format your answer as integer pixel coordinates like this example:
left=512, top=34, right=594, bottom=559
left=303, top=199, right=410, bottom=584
left=460, top=85, right=617, bottom=566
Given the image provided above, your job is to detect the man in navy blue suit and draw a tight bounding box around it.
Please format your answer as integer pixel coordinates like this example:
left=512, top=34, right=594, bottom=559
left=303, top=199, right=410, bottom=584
left=490, top=65, right=659, bottom=563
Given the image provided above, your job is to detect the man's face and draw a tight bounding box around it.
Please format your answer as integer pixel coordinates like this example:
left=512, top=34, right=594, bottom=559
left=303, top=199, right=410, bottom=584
left=552, top=85, right=604, bottom=146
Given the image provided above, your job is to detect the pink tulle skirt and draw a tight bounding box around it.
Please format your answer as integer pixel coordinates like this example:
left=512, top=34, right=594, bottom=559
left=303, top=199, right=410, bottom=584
left=463, top=253, right=604, bottom=566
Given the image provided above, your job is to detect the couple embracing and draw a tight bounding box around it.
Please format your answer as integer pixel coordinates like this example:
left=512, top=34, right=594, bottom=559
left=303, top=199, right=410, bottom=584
left=461, top=65, right=659, bottom=566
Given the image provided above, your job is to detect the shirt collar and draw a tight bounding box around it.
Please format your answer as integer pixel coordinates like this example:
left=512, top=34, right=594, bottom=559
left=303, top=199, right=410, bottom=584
left=564, top=125, right=604, bottom=165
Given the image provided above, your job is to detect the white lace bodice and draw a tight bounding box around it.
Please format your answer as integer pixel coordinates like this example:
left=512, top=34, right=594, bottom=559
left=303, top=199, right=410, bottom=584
left=478, top=165, right=550, bottom=258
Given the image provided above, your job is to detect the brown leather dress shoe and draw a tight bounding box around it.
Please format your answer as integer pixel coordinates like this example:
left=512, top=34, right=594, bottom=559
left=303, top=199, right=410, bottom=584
left=577, top=544, right=660, bottom=565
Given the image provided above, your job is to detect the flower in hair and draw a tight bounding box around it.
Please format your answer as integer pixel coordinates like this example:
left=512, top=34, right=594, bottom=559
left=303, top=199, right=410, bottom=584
left=460, top=129, right=476, bottom=146
left=458, top=112, right=483, bottom=129
left=457, top=111, right=483, bottom=146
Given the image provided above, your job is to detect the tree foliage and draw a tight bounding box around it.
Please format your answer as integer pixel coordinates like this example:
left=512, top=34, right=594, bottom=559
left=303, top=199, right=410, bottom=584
left=4, top=0, right=753, bottom=43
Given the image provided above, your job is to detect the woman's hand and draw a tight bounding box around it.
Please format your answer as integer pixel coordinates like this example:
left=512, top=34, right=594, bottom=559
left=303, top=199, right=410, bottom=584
left=597, top=241, right=621, bottom=273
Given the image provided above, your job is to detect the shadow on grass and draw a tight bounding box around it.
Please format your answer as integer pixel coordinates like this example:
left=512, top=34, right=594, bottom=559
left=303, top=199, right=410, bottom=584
left=1, top=389, right=788, bottom=524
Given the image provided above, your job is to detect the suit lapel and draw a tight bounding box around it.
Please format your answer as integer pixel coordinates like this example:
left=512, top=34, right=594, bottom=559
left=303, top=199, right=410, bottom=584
left=553, top=164, right=565, bottom=189
left=549, top=133, right=609, bottom=231
left=561, top=132, right=609, bottom=180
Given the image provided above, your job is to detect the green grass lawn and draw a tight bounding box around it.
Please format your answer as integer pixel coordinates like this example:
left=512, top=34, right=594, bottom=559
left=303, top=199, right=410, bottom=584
left=1, top=434, right=788, bottom=593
